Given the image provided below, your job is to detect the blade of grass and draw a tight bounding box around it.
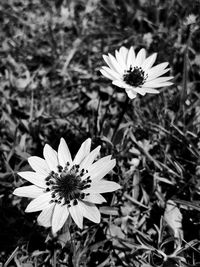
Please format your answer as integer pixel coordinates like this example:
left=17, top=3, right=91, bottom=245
left=4, top=246, right=19, bottom=267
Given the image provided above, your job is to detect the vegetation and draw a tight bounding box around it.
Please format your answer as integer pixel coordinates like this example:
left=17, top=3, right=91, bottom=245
left=0, top=0, right=200, bottom=266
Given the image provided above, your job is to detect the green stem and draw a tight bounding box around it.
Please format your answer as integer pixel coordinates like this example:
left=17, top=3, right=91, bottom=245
left=99, top=91, right=115, bottom=135
left=111, top=94, right=129, bottom=142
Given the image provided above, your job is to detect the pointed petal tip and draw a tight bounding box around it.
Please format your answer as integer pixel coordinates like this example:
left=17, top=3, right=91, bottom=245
left=58, top=137, right=72, bottom=167
left=111, top=158, right=116, bottom=167
left=117, top=184, right=121, bottom=190
left=85, top=180, right=121, bottom=194
left=25, top=206, right=32, bottom=213
left=13, top=188, right=18, bottom=196
left=43, top=143, right=50, bottom=150
left=102, top=54, right=108, bottom=60
left=12, top=185, right=43, bottom=199
left=138, top=47, right=147, bottom=55
left=79, top=201, right=101, bottom=224
left=108, top=53, right=114, bottom=59
left=17, top=171, right=46, bottom=188
left=28, top=156, right=50, bottom=175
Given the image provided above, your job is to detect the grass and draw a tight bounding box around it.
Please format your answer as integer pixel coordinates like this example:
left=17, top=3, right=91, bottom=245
left=0, top=0, right=200, bottom=266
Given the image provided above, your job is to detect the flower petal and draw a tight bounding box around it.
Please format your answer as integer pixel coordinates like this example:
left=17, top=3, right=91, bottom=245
left=52, top=204, right=69, bottom=234
left=58, top=138, right=72, bottom=168
left=145, top=82, right=173, bottom=88
left=80, top=145, right=101, bottom=170
left=125, top=89, right=137, bottom=99
left=107, top=53, right=124, bottom=74
left=141, top=53, right=157, bottom=71
left=112, top=80, right=146, bottom=96
left=84, top=155, right=111, bottom=177
left=112, top=80, right=139, bottom=90
left=87, top=155, right=111, bottom=168
left=131, top=87, right=147, bottom=96
left=18, top=171, right=46, bottom=188
left=134, top=48, right=146, bottom=67
left=100, top=68, right=118, bottom=80
left=147, top=62, right=169, bottom=78
left=143, top=77, right=173, bottom=88
left=68, top=202, right=83, bottom=229
left=101, top=66, right=122, bottom=79
left=127, top=46, right=136, bottom=68
left=13, top=185, right=44, bottom=198
left=130, top=86, right=159, bottom=95
left=115, top=47, right=128, bottom=70
left=37, top=204, right=55, bottom=227
left=84, top=180, right=121, bottom=194
left=103, top=54, right=123, bottom=74
left=119, top=46, right=129, bottom=61
left=28, top=156, right=50, bottom=175
left=79, top=201, right=101, bottom=224
left=25, top=192, right=52, bottom=212
left=141, top=88, right=159, bottom=94
left=147, top=68, right=170, bottom=81
left=113, top=81, right=146, bottom=96
left=112, top=80, right=128, bottom=89
left=73, top=138, right=91, bottom=165
left=147, top=76, right=173, bottom=83
left=43, top=144, right=58, bottom=172
left=87, top=159, right=116, bottom=182
left=83, top=193, right=106, bottom=204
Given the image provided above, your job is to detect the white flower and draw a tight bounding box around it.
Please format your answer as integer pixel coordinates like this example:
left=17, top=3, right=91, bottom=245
left=100, top=46, right=173, bottom=99
left=13, top=138, right=120, bottom=234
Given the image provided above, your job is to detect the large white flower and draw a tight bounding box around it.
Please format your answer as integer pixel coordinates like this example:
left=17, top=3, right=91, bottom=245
left=13, top=138, right=120, bottom=234
left=100, top=46, right=173, bottom=99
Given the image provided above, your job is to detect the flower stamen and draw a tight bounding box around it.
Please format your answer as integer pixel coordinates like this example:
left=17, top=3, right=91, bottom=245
left=123, top=66, right=148, bottom=87
left=46, top=163, right=91, bottom=206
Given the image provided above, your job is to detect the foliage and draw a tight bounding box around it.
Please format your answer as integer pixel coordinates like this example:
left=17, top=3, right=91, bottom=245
left=0, top=0, right=200, bottom=266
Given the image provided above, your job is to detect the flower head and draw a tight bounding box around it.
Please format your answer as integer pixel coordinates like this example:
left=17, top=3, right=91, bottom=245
left=13, top=138, right=120, bottom=234
left=100, top=46, right=173, bottom=99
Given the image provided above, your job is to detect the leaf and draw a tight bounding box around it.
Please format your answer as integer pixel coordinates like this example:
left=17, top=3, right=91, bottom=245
left=107, top=223, right=125, bottom=247
left=57, top=221, right=71, bottom=248
left=164, top=200, right=183, bottom=239
left=132, top=171, right=140, bottom=199
left=100, top=206, right=119, bottom=216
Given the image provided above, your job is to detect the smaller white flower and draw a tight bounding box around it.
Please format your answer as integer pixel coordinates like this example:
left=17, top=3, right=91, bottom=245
left=13, top=138, right=120, bottom=234
left=100, top=46, right=173, bottom=99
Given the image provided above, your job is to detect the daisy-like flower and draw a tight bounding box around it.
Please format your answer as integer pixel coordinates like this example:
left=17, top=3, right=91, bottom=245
left=13, top=138, right=120, bottom=234
left=100, top=46, right=173, bottom=99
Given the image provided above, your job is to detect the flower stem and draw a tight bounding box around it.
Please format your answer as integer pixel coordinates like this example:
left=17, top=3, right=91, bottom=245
left=99, top=91, right=115, bottom=135
left=111, top=94, right=129, bottom=143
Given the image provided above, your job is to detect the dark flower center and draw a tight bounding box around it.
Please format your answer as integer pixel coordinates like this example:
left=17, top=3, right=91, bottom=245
left=123, top=66, right=147, bottom=87
left=45, top=163, right=91, bottom=207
